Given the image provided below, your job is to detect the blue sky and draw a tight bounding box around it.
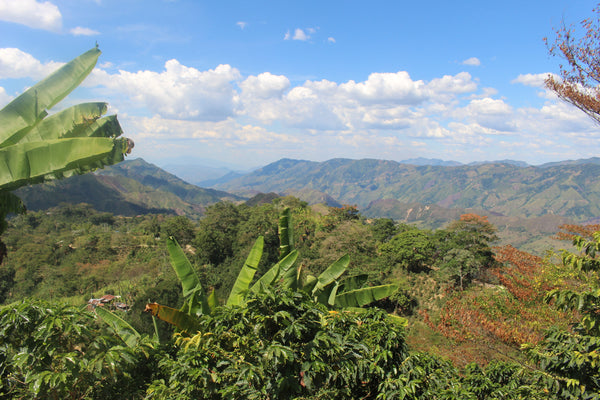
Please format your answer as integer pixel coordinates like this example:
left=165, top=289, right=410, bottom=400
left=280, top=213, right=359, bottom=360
left=0, top=0, right=598, bottom=169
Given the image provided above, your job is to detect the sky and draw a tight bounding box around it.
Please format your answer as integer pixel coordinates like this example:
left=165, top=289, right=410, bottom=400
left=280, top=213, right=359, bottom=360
left=0, top=0, right=599, bottom=170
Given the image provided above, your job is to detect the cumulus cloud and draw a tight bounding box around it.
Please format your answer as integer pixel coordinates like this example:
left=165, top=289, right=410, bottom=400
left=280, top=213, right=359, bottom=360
left=340, top=71, right=428, bottom=105
left=7, top=48, right=595, bottom=165
left=0, top=47, right=62, bottom=79
left=512, top=73, right=554, bottom=88
left=69, top=26, right=100, bottom=36
left=0, top=0, right=62, bottom=32
left=240, top=72, right=290, bottom=99
left=93, top=60, right=241, bottom=121
left=236, top=21, right=247, bottom=29
left=327, top=37, right=336, bottom=43
left=461, top=57, right=481, bottom=66
left=428, top=72, right=477, bottom=94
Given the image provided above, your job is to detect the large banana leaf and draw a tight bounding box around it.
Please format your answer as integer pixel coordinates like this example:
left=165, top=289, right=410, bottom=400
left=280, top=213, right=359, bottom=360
left=0, top=137, right=129, bottom=191
left=95, top=306, right=143, bottom=348
left=0, top=47, right=101, bottom=147
left=166, top=236, right=210, bottom=316
left=312, top=254, right=350, bottom=295
left=145, top=302, right=201, bottom=334
left=22, top=102, right=114, bottom=143
left=334, top=284, right=398, bottom=308
left=250, top=249, right=298, bottom=294
left=227, top=236, right=264, bottom=306
left=278, top=207, right=293, bottom=259
left=338, top=274, right=369, bottom=292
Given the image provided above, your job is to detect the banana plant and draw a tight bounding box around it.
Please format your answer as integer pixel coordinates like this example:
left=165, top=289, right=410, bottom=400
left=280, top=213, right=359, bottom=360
left=0, top=46, right=132, bottom=192
left=146, top=208, right=399, bottom=333
left=145, top=236, right=269, bottom=333
left=278, top=208, right=398, bottom=308
left=0, top=46, right=132, bottom=263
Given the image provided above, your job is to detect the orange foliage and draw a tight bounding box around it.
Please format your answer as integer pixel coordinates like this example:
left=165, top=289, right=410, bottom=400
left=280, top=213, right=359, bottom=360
left=555, top=223, right=600, bottom=242
left=492, top=245, right=552, bottom=301
left=459, top=213, right=490, bottom=224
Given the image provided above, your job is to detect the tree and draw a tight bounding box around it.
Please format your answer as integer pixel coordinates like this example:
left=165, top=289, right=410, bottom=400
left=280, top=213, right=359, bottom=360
left=545, top=4, right=600, bottom=125
left=437, top=248, right=479, bottom=290
left=0, top=47, right=132, bottom=263
left=378, top=228, right=435, bottom=273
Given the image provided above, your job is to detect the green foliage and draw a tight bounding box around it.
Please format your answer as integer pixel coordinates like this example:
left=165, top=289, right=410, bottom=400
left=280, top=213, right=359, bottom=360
left=379, top=228, right=435, bottom=273
left=0, top=299, right=155, bottom=399
left=146, top=288, right=409, bottom=399
left=524, top=229, right=600, bottom=399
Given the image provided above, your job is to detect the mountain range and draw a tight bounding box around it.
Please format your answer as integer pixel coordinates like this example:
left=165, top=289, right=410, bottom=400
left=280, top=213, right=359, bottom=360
left=12, top=156, right=600, bottom=253
left=212, top=157, right=600, bottom=223
left=14, top=158, right=243, bottom=219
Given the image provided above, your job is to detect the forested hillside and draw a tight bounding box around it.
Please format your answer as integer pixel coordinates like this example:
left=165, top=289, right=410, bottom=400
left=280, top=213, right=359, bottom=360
left=214, top=157, right=600, bottom=222
left=14, top=158, right=245, bottom=218
left=1, top=197, right=597, bottom=398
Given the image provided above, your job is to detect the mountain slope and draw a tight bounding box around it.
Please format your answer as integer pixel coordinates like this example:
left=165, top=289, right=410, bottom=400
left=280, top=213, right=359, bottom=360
left=214, top=158, right=600, bottom=222
left=14, top=158, right=245, bottom=218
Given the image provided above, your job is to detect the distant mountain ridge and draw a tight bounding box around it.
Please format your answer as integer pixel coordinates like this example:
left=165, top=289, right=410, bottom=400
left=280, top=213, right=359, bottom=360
left=15, top=158, right=244, bottom=218
left=213, top=157, right=600, bottom=222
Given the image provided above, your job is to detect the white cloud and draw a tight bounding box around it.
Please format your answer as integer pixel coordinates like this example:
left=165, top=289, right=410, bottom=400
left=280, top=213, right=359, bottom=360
left=69, top=26, right=100, bottom=36
left=428, top=72, right=477, bottom=94
left=0, top=86, right=12, bottom=107
left=512, top=73, right=554, bottom=88
left=327, top=37, right=336, bottom=43
left=340, top=71, right=428, bottom=105
left=94, top=60, right=241, bottom=121
left=293, top=28, right=308, bottom=40
left=461, top=57, right=481, bottom=66
left=240, top=72, right=290, bottom=99
left=0, top=0, right=62, bottom=32
left=0, top=47, right=62, bottom=79
left=236, top=21, right=247, bottom=29
left=284, top=28, right=315, bottom=41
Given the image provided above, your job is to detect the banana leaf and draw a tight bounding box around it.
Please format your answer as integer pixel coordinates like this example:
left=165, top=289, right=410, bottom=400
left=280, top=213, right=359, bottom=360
left=278, top=207, right=293, bottom=259
left=312, top=254, right=350, bottom=295
left=0, top=137, right=129, bottom=191
left=227, top=236, right=264, bottom=306
left=207, top=289, right=218, bottom=312
left=26, top=104, right=123, bottom=145
left=300, top=273, right=317, bottom=293
left=166, top=236, right=210, bottom=315
left=0, top=47, right=101, bottom=148
left=250, top=250, right=298, bottom=294
left=334, top=284, right=398, bottom=308
left=315, top=281, right=340, bottom=306
left=145, top=302, right=201, bottom=334
left=338, top=274, right=369, bottom=292
left=95, top=306, right=142, bottom=348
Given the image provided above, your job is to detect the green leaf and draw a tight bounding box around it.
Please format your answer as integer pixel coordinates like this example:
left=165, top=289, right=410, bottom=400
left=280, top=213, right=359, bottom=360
left=20, top=102, right=111, bottom=143
left=227, top=236, right=264, bottom=305
left=278, top=207, right=293, bottom=259
left=312, top=254, right=349, bottom=295
left=250, top=250, right=298, bottom=293
left=0, top=47, right=101, bottom=148
left=334, top=284, right=398, bottom=308
left=0, top=137, right=129, bottom=191
left=167, top=236, right=210, bottom=315
left=95, top=306, right=142, bottom=348
left=207, top=289, right=218, bottom=312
